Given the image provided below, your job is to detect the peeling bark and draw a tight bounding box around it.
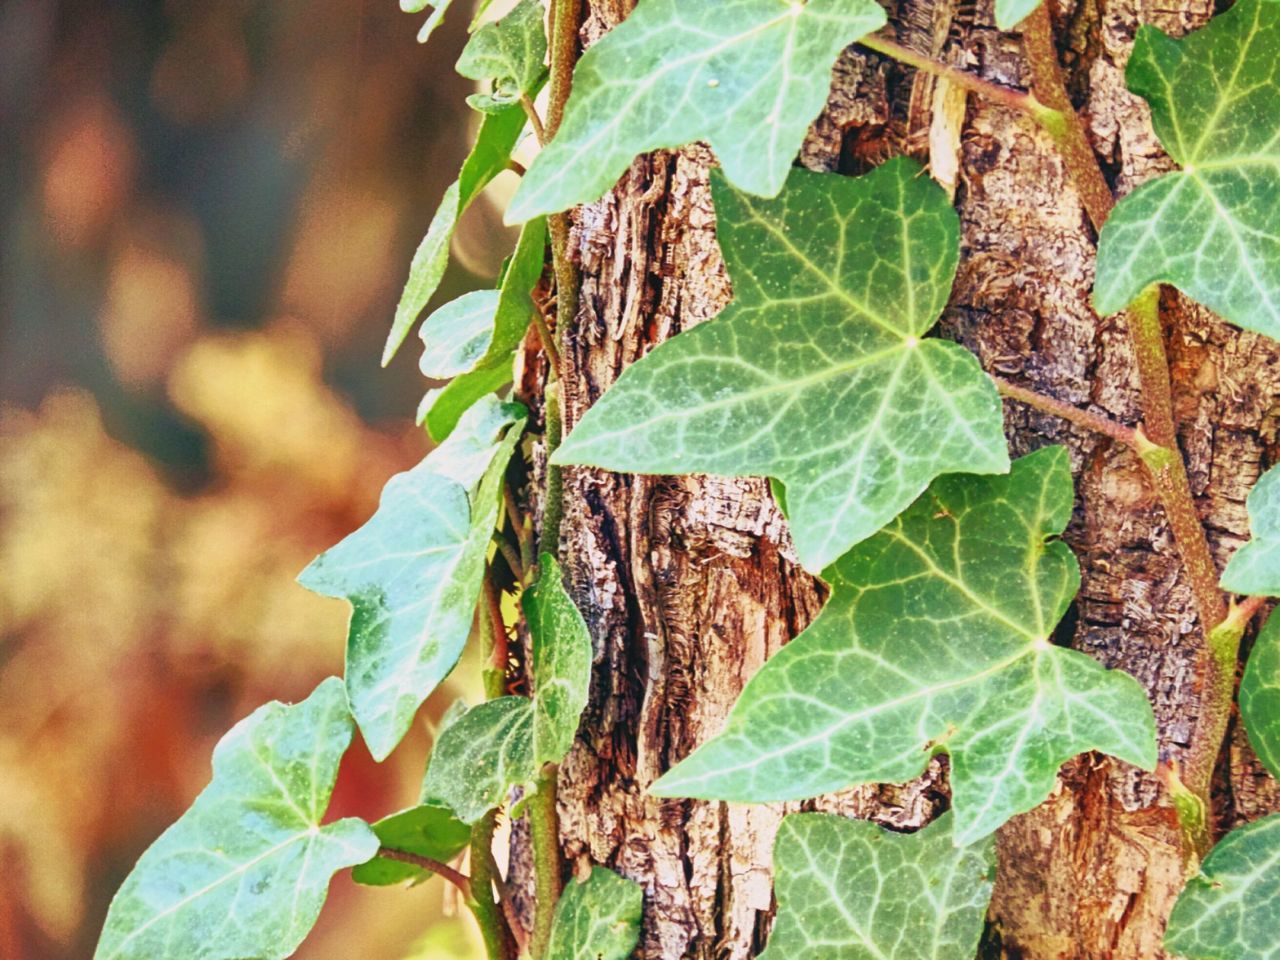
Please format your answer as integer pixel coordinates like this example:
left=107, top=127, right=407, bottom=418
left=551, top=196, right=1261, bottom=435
left=518, top=1, right=1280, bottom=957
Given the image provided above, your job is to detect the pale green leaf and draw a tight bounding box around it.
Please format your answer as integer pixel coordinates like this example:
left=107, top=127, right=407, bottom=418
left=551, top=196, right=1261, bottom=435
left=527, top=554, right=593, bottom=764
left=1222, top=464, right=1280, bottom=596
left=402, top=0, right=457, bottom=45
left=420, top=290, right=501, bottom=379
left=352, top=802, right=471, bottom=887
left=418, top=360, right=515, bottom=442
left=94, top=678, right=378, bottom=960
left=1165, top=813, right=1280, bottom=960
left=422, top=697, right=537, bottom=823
left=1241, top=613, right=1280, bottom=781
left=545, top=867, right=644, bottom=960
left=552, top=159, right=1009, bottom=573
left=1094, top=0, right=1280, bottom=335
left=299, top=398, right=526, bottom=760
left=506, top=0, right=887, bottom=223
left=995, top=0, right=1042, bottom=29
left=761, top=812, right=994, bottom=960
left=423, top=557, right=592, bottom=821
left=457, top=0, right=548, bottom=114
left=383, top=104, right=528, bottom=365
left=651, top=448, right=1157, bottom=844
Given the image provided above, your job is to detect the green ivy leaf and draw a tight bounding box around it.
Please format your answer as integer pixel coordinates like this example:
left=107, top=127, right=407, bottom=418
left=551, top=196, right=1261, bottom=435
left=1241, top=613, right=1280, bottom=781
left=528, top=554, right=593, bottom=763
left=457, top=0, right=548, bottom=114
left=995, top=0, right=1042, bottom=29
left=383, top=103, right=529, bottom=366
left=420, top=290, right=501, bottom=379
left=545, top=867, right=644, bottom=960
left=352, top=802, right=471, bottom=887
left=299, top=398, right=526, bottom=760
left=760, top=812, right=995, bottom=960
left=1165, top=813, right=1280, bottom=960
left=422, top=557, right=592, bottom=822
left=419, top=360, right=515, bottom=442
left=506, top=0, right=887, bottom=223
left=1094, top=0, right=1280, bottom=335
left=422, top=697, right=536, bottom=823
left=94, top=678, right=378, bottom=960
left=1222, top=464, right=1280, bottom=596
left=552, top=159, right=1009, bottom=573
left=651, top=448, right=1157, bottom=844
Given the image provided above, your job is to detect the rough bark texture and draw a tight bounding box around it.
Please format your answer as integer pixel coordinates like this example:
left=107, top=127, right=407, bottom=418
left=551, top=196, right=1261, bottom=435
left=526, top=1, right=1280, bottom=957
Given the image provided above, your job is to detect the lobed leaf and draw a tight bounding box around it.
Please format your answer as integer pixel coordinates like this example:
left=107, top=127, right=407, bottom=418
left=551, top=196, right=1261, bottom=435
left=1241, top=613, right=1280, bottom=781
left=299, top=398, right=527, bottom=760
left=650, top=448, right=1157, bottom=844
left=457, top=0, right=548, bottom=114
left=552, top=159, right=1008, bottom=573
left=1165, top=813, right=1280, bottom=960
left=1094, top=0, right=1280, bottom=336
left=544, top=867, right=644, bottom=960
left=506, top=0, right=887, bottom=223
left=383, top=103, right=530, bottom=365
left=94, top=678, right=378, bottom=960
left=1222, top=463, right=1280, bottom=597
left=352, top=802, right=471, bottom=887
left=760, top=812, right=995, bottom=960
left=422, top=557, right=592, bottom=821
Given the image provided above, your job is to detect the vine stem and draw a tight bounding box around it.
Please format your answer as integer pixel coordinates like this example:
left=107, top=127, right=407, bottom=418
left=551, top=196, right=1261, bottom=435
left=469, top=812, right=519, bottom=960
left=1017, top=7, right=1235, bottom=845
left=527, top=767, right=563, bottom=959
left=1019, top=7, right=1115, bottom=232
left=377, top=848, right=472, bottom=896
left=544, top=0, right=582, bottom=386
left=992, top=375, right=1140, bottom=450
left=857, top=32, right=1046, bottom=117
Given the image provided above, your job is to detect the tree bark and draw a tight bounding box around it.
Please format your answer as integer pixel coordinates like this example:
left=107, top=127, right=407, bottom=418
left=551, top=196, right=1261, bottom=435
left=527, top=1, right=1280, bottom=957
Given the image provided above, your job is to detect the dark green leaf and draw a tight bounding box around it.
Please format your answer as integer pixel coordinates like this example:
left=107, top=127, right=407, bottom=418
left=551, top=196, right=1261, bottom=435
left=94, top=679, right=378, bottom=960
left=352, top=802, right=471, bottom=887
left=418, top=360, right=516, bottom=442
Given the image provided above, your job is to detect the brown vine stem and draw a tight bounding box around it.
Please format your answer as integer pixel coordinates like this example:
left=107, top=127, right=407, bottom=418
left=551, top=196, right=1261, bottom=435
left=992, top=375, right=1141, bottom=451
left=857, top=32, right=1047, bottom=118
left=1019, top=7, right=1233, bottom=849
left=377, top=847, right=472, bottom=896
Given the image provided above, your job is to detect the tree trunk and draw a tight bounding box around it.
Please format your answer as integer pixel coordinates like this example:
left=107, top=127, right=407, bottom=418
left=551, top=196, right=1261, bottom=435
left=530, top=1, right=1280, bottom=957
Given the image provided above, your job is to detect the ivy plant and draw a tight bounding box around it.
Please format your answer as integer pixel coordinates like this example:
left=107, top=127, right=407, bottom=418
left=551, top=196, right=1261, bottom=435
left=553, top=158, right=1008, bottom=572
left=95, top=1, right=1280, bottom=959
left=651, top=448, right=1157, bottom=843
left=1094, top=0, right=1280, bottom=336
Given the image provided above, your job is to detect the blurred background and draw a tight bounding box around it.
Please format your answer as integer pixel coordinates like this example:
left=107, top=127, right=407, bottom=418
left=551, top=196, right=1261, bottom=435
left=0, top=0, right=520, bottom=955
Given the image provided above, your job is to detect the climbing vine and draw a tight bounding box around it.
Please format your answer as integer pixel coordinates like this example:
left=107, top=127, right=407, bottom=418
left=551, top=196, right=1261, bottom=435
left=94, top=1, right=1280, bottom=959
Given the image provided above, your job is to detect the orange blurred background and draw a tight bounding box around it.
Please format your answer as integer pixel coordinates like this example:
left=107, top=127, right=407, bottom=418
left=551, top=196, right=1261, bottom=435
left=0, top=1, right=514, bottom=956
